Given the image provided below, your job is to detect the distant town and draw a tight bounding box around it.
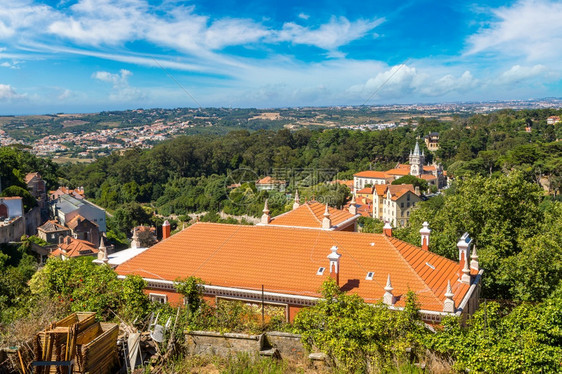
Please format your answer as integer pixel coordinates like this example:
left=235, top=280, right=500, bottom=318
left=1, top=98, right=561, bottom=162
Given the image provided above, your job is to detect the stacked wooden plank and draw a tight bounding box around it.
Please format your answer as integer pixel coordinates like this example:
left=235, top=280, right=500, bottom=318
left=16, top=312, right=119, bottom=374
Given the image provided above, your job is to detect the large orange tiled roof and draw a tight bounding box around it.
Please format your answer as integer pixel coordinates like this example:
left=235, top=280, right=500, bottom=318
left=354, top=171, right=389, bottom=179
left=385, top=168, right=410, bottom=176
left=115, top=222, right=470, bottom=312
left=268, top=201, right=356, bottom=229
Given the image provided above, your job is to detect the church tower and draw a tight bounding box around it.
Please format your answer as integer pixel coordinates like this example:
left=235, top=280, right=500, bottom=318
left=409, top=141, right=425, bottom=177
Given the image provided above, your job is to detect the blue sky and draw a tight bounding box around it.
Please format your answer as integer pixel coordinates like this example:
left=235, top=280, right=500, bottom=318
left=0, top=0, right=561, bottom=114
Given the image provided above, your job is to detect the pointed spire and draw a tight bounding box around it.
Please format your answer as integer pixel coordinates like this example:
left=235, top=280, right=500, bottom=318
left=322, top=204, right=331, bottom=229
left=383, top=274, right=395, bottom=306
left=293, top=190, right=300, bottom=210
left=413, top=141, right=420, bottom=156
left=461, top=254, right=471, bottom=284
left=348, top=194, right=357, bottom=215
left=443, top=280, right=455, bottom=313
left=470, top=246, right=479, bottom=271
left=97, top=236, right=108, bottom=263
left=261, top=199, right=271, bottom=224
left=131, top=227, right=140, bottom=249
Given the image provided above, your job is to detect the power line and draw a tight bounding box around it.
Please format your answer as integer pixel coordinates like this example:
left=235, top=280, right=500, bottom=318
left=361, top=59, right=410, bottom=106
left=152, top=58, right=202, bottom=109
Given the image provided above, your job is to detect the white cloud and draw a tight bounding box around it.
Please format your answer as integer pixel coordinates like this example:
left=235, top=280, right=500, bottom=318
left=345, top=65, right=478, bottom=102
left=298, top=13, right=310, bottom=20
left=467, top=0, right=562, bottom=61
left=0, top=84, right=25, bottom=101
left=276, top=16, right=384, bottom=50
left=494, top=64, right=547, bottom=85
left=93, top=69, right=146, bottom=102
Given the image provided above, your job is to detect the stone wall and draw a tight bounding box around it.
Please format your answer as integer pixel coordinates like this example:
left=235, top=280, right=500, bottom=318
left=184, top=331, right=305, bottom=360
left=0, top=216, right=25, bottom=244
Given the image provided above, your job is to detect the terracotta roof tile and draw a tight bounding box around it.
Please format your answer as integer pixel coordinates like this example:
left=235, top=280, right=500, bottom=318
left=269, top=201, right=356, bottom=229
left=354, top=171, right=389, bottom=179
left=51, top=237, right=98, bottom=258
left=115, top=223, right=470, bottom=312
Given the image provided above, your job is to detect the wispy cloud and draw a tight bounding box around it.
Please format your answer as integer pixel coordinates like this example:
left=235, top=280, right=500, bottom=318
left=0, top=84, right=26, bottom=101
left=275, top=17, right=384, bottom=50
left=494, top=64, right=548, bottom=85
left=93, top=69, right=146, bottom=102
left=467, top=0, right=562, bottom=61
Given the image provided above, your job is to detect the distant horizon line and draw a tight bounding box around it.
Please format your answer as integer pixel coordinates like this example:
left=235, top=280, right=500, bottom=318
left=1, top=97, right=562, bottom=117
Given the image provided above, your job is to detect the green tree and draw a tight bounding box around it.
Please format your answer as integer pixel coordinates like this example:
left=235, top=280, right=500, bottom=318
left=391, top=175, right=428, bottom=191
left=404, top=172, right=544, bottom=299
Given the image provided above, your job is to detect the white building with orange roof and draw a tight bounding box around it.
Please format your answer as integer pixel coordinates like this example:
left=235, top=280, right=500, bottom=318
left=113, top=220, right=482, bottom=325
left=373, top=184, right=421, bottom=227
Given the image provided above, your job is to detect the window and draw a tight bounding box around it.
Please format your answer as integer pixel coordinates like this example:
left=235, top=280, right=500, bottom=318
left=317, top=267, right=326, bottom=275
left=407, top=202, right=410, bottom=208
left=149, top=293, right=167, bottom=303
left=365, top=272, right=374, bottom=280
left=401, top=202, right=404, bottom=208
left=407, top=211, right=410, bottom=217
left=407, top=194, right=410, bottom=201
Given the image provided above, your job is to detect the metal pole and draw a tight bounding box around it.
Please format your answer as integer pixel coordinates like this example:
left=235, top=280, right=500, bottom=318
left=261, top=285, right=265, bottom=326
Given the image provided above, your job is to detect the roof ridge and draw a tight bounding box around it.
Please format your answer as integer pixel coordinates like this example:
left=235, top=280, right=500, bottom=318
left=306, top=203, right=323, bottom=225
left=384, top=236, right=443, bottom=305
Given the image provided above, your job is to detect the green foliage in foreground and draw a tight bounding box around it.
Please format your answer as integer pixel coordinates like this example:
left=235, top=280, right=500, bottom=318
left=296, top=280, right=562, bottom=373
left=427, top=289, right=562, bottom=373
left=29, top=257, right=150, bottom=321
left=293, top=279, right=426, bottom=372
left=398, top=171, right=562, bottom=301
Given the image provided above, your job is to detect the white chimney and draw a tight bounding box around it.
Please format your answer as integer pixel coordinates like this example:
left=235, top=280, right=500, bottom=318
left=327, top=245, right=342, bottom=286
left=420, top=221, right=431, bottom=251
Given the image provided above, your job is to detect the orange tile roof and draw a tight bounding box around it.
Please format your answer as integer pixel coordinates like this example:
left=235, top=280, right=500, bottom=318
left=356, top=187, right=374, bottom=195
left=67, top=215, right=98, bottom=231
left=115, top=222, right=470, bottom=312
left=423, top=165, right=436, bottom=172
left=25, top=172, right=40, bottom=184
left=354, top=171, right=389, bottom=179
left=387, top=185, right=416, bottom=201
left=269, top=201, right=356, bottom=229
left=50, top=237, right=98, bottom=258
left=374, top=184, right=388, bottom=197
left=256, top=176, right=285, bottom=185
left=385, top=168, right=410, bottom=176
left=420, top=174, right=437, bottom=181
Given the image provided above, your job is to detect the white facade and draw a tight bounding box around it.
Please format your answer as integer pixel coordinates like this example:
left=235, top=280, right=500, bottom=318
left=0, top=197, right=23, bottom=218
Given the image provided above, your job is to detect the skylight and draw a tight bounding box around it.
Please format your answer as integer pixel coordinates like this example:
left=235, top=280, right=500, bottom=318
left=317, top=267, right=326, bottom=275
left=365, top=271, right=374, bottom=280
